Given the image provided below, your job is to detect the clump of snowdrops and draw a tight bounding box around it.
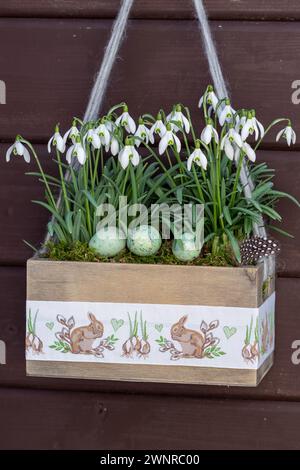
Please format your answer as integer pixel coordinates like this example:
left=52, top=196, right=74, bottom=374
left=6, top=85, right=299, bottom=263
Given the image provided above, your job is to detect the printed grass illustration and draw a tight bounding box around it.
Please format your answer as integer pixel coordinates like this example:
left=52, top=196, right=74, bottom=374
left=157, top=316, right=225, bottom=360
left=261, top=311, right=274, bottom=355
left=122, top=311, right=150, bottom=358
left=50, top=313, right=118, bottom=358
left=26, top=308, right=43, bottom=354
left=242, top=316, right=259, bottom=362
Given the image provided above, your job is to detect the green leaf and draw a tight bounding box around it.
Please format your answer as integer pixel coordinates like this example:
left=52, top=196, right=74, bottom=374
left=268, top=225, right=294, bottom=238
left=223, top=206, right=232, bottom=226
left=225, top=228, right=241, bottom=263
left=65, top=211, right=74, bottom=234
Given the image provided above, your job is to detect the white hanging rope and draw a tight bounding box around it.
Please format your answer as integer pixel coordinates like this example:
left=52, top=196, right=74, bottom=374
left=192, top=0, right=228, bottom=100
left=84, top=0, right=134, bottom=122
left=39, top=0, right=134, bottom=252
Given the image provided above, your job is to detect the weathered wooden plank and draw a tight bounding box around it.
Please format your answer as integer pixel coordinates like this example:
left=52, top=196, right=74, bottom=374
left=1, top=1, right=300, bottom=21
left=0, top=19, right=299, bottom=145
left=27, top=355, right=273, bottom=387
left=0, top=146, right=298, bottom=272
left=27, top=258, right=265, bottom=307
left=1, top=386, right=300, bottom=449
left=0, top=267, right=299, bottom=400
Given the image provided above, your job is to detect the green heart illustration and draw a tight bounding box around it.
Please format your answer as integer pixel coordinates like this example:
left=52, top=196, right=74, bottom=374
left=46, top=321, right=54, bottom=331
left=223, top=326, right=237, bottom=339
left=111, top=318, right=124, bottom=332
left=155, top=324, right=163, bottom=333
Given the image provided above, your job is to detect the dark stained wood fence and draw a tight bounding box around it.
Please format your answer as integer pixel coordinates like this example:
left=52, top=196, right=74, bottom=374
left=1, top=0, right=300, bottom=449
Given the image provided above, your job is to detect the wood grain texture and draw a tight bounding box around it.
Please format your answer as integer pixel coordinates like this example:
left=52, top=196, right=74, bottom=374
left=1, top=1, right=300, bottom=21
left=1, top=386, right=300, bottom=449
left=1, top=146, right=299, bottom=273
left=27, top=354, right=273, bottom=387
left=0, top=267, right=299, bottom=400
left=0, top=19, right=299, bottom=145
left=27, top=258, right=265, bottom=307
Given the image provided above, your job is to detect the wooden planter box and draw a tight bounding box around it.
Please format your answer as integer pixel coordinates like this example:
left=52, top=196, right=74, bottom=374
left=26, top=258, right=275, bottom=387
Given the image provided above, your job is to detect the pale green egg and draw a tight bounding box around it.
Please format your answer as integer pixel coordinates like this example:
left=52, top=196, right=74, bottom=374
left=89, top=227, right=126, bottom=257
left=172, top=232, right=201, bottom=262
left=127, top=225, right=162, bottom=256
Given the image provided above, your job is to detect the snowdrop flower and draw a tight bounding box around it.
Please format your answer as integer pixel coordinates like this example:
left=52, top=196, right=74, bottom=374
left=109, top=136, right=120, bottom=156
left=84, top=128, right=101, bottom=149
left=276, top=122, right=296, bottom=146
left=198, top=85, right=219, bottom=112
left=115, top=105, right=136, bottom=134
left=167, top=105, right=190, bottom=133
left=218, top=99, right=235, bottom=126
left=134, top=118, right=151, bottom=147
left=66, top=136, right=87, bottom=165
left=159, top=124, right=181, bottom=155
left=201, top=118, right=219, bottom=145
left=221, top=125, right=243, bottom=160
left=6, top=137, right=31, bottom=163
left=234, top=142, right=256, bottom=163
left=95, top=121, right=111, bottom=146
left=252, top=111, right=264, bottom=139
left=241, top=110, right=264, bottom=141
left=149, top=112, right=167, bottom=143
left=48, top=124, right=66, bottom=153
left=118, top=138, right=140, bottom=169
left=235, top=110, right=247, bottom=132
left=187, top=140, right=207, bottom=171
left=63, top=119, right=80, bottom=144
left=242, top=142, right=256, bottom=162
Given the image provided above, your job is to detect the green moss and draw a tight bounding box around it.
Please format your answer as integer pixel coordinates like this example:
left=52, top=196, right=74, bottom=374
left=45, top=240, right=238, bottom=267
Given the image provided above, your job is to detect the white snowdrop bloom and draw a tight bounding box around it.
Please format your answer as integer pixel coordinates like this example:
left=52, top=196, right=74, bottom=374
left=201, top=119, right=219, bottom=145
left=198, top=85, right=219, bottom=111
left=48, top=125, right=66, bottom=153
left=118, top=138, right=141, bottom=169
left=276, top=123, right=296, bottom=146
left=187, top=142, right=207, bottom=171
left=63, top=119, right=80, bottom=144
left=134, top=119, right=151, bottom=147
left=221, top=127, right=243, bottom=161
left=95, top=122, right=111, bottom=146
left=115, top=106, right=136, bottom=134
left=167, top=105, right=190, bottom=133
left=66, top=138, right=87, bottom=165
left=6, top=138, right=31, bottom=163
left=235, top=111, right=247, bottom=132
left=149, top=114, right=167, bottom=143
left=241, top=111, right=264, bottom=141
left=109, top=137, right=120, bottom=156
left=158, top=124, right=181, bottom=155
left=242, top=142, right=256, bottom=162
left=218, top=99, right=235, bottom=126
left=252, top=112, right=265, bottom=139
left=84, top=129, right=101, bottom=149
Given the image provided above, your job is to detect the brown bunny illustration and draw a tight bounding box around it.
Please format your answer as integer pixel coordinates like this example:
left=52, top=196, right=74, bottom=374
left=171, top=315, right=219, bottom=359
left=71, top=312, right=104, bottom=354
left=56, top=312, right=104, bottom=355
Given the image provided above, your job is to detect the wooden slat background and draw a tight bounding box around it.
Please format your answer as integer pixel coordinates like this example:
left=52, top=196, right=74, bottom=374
left=0, top=19, right=299, bottom=146
left=1, top=1, right=300, bottom=21
left=1, top=0, right=300, bottom=450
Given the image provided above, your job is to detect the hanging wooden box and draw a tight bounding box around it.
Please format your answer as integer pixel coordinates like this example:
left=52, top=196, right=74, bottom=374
left=26, top=258, right=275, bottom=387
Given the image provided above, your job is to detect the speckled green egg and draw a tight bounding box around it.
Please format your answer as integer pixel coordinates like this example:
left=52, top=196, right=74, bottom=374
left=89, top=227, right=126, bottom=257
left=127, top=225, right=161, bottom=256
left=172, top=232, right=201, bottom=262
